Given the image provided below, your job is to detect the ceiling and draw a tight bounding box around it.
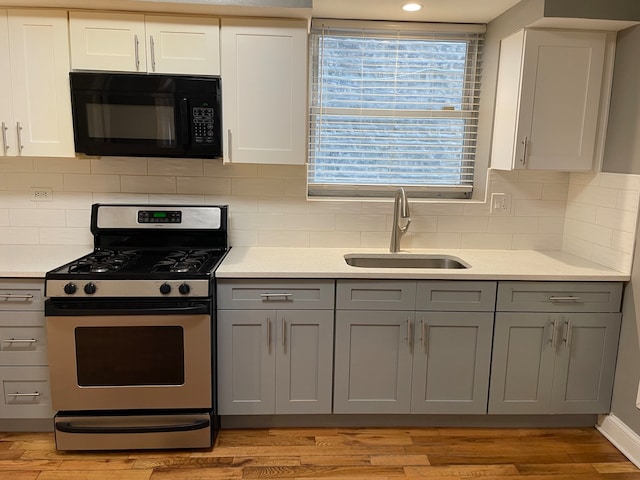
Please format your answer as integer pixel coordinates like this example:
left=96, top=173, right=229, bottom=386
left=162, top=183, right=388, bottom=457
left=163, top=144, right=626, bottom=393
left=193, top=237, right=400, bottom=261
left=312, top=0, right=524, bottom=24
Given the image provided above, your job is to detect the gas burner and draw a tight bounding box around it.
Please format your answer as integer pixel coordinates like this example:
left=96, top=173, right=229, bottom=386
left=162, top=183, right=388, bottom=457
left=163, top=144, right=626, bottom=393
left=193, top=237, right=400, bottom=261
left=152, top=250, right=212, bottom=274
left=68, top=249, right=140, bottom=274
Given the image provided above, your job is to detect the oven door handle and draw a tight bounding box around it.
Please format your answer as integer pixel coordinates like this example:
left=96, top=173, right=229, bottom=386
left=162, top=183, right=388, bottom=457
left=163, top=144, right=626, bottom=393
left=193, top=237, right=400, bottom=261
left=55, top=418, right=210, bottom=435
left=45, top=301, right=210, bottom=316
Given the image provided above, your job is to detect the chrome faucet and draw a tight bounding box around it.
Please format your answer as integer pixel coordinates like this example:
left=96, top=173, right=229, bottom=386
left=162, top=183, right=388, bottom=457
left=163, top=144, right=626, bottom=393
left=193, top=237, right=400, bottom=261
left=390, top=187, right=411, bottom=252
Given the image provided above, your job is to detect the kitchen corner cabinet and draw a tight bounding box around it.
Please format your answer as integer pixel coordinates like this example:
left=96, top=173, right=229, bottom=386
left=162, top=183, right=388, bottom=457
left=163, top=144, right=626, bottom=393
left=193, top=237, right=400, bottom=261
left=489, top=282, right=622, bottom=414
left=220, top=18, right=307, bottom=164
left=0, top=280, right=52, bottom=421
left=69, top=11, right=220, bottom=75
left=333, top=280, right=496, bottom=415
left=0, top=9, right=74, bottom=157
left=491, top=29, right=607, bottom=171
left=217, top=280, right=334, bottom=415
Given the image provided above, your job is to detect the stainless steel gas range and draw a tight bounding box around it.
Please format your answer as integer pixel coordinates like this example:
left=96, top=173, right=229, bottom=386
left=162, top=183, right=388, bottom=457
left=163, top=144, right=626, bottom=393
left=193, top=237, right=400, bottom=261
left=44, top=204, right=229, bottom=451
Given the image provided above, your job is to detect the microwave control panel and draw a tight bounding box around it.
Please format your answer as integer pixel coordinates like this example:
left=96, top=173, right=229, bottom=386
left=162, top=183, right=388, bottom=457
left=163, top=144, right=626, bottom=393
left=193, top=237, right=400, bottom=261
left=192, top=106, right=216, bottom=144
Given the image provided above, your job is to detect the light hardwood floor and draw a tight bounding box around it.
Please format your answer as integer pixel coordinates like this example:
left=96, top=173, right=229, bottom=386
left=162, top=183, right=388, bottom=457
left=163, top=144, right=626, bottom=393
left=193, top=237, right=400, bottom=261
left=0, top=427, right=638, bottom=479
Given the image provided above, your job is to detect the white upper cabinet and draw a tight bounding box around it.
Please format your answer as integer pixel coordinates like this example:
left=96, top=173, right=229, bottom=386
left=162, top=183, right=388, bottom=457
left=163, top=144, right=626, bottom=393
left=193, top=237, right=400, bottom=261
left=491, top=29, right=607, bottom=171
left=69, top=11, right=220, bottom=75
left=1, top=9, right=74, bottom=157
left=221, top=18, right=307, bottom=164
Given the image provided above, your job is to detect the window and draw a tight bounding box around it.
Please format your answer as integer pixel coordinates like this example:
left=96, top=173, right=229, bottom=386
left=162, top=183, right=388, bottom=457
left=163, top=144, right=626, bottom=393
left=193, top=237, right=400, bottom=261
left=308, top=20, right=485, bottom=199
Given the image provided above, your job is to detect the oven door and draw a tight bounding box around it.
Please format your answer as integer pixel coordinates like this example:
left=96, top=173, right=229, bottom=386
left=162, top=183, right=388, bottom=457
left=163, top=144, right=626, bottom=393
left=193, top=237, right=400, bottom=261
left=45, top=301, right=212, bottom=411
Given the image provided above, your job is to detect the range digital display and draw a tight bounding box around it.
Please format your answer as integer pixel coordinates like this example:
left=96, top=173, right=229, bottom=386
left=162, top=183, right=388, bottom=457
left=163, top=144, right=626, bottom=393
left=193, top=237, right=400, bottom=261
left=138, top=210, right=181, bottom=223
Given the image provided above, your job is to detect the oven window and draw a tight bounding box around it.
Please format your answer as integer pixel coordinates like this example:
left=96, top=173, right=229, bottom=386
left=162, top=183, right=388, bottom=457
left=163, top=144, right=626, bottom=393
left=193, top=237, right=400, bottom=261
left=75, top=326, right=184, bottom=386
left=86, top=104, right=176, bottom=142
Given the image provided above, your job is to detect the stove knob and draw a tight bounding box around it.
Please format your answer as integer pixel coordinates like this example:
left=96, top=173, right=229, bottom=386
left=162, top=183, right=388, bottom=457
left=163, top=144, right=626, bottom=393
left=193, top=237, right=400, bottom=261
left=159, top=283, right=172, bottom=295
left=63, top=283, right=77, bottom=295
left=84, top=282, right=97, bottom=295
left=179, top=283, right=191, bottom=295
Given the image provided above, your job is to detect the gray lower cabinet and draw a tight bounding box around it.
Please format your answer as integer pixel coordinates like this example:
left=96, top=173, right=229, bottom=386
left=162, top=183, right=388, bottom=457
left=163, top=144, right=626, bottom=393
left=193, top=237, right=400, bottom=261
left=489, top=282, right=623, bottom=414
left=0, top=279, right=52, bottom=422
left=333, top=280, right=496, bottom=415
left=217, top=280, right=334, bottom=415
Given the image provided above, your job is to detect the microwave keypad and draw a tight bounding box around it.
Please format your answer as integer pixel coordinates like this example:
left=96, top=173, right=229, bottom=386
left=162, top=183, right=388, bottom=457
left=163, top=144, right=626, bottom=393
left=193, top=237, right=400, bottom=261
left=193, top=107, right=215, bottom=144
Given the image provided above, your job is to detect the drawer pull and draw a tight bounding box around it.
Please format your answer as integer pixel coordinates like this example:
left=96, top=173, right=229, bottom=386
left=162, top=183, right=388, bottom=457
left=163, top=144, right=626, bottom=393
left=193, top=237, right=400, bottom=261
left=7, top=392, right=40, bottom=397
left=1, top=338, right=38, bottom=344
left=0, top=294, right=34, bottom=301
left=549, top=296, right=581, bottom=303
left=260, top=293, right=292, bottom=300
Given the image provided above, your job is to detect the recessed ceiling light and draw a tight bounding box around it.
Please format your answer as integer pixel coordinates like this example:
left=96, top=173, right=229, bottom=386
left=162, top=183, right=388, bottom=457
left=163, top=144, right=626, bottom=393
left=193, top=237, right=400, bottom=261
left=402, top=3, right=423, bottom=12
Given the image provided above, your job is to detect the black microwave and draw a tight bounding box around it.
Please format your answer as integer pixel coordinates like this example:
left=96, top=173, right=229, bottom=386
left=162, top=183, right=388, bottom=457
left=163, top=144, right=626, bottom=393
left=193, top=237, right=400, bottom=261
left=70, top=72, right=222, bottom=159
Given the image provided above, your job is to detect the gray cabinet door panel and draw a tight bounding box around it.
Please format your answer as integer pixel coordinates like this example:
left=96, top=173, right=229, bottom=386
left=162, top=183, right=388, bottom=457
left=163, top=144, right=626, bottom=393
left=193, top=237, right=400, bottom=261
left=217, top=310, right=275, bottom=415
left=489, top=313, right=556, bottom=414
left=416, top=281, right=497, bottom=312
left=336, top=280, right=416, bottom=311
left=552, top=313, right=621, bottom=414
left=333, top=310, right=414, bottom=414
left=411, top=312, right=493, bottom=414
left=275, top=310, right=333, bottom=414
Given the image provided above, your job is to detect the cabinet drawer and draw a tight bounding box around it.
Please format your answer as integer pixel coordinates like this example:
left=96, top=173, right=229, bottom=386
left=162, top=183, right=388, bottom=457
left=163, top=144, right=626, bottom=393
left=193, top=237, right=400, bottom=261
left=0, top=312, right=48, bottom=366
left=497, top=282, right=623, bottom=312
left=0, top=366, right=52, bottom=419
left=0, top=280, right=44, bottom=311
left=416, top=281, right=497, bottom=311
left=217, top=279, right=335, bottom=310
left=337, top=280, right=416, bottom=310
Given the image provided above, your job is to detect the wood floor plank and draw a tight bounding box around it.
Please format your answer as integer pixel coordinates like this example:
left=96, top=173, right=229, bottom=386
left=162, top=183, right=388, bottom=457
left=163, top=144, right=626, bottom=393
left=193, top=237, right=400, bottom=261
left=38, top=471, right=153, bottom=480
left=404, top=464, right=520, bottom=477
left=241, top=465, right=405, bottom=478
left=427, top=453, right=573, bottom=465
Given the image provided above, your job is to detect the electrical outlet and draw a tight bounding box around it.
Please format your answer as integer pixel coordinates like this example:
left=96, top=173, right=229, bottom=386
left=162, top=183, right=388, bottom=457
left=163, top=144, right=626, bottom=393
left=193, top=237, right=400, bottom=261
left=490, top=192, right=512, bottom=215
left=31, top=187, right=53, bottom=202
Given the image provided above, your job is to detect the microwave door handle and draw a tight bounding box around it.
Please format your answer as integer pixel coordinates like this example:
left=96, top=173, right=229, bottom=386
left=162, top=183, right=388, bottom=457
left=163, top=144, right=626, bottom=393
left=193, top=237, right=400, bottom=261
left=179, top=98, right=190, bottom=145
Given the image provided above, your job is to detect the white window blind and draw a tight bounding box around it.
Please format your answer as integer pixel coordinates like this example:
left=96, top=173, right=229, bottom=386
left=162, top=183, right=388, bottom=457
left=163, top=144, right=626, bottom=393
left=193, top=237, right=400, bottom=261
left=308, top=19, right=485, bottom=198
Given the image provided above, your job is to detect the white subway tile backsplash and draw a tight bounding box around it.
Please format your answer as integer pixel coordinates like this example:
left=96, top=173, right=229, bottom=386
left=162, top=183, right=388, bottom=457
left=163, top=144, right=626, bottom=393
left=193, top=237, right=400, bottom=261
left=65, top=174, right=120, bottom=192
left=34, top=157, right=91, bottom=174
left=91, top=157, right=148, bottom=175
left=0, top=157, right=636, bottom=275
left=121, top=175, right=176, bottom=194
left=176, top=176, right=231, bottom=195
left=9, top=209, right=66, bottom=227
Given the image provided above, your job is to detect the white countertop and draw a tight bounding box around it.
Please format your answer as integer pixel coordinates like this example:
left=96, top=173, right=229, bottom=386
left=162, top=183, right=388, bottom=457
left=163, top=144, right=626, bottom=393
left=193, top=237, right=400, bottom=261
left=0, top=245, right=629, bottom=281
left=0, top=245, right=92, bottom=278
left=216, top=247, right=630, bottom=281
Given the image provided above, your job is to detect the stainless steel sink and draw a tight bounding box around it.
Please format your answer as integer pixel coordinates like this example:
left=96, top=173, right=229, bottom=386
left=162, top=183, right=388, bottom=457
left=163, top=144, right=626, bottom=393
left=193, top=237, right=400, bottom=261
left=344, top=253, right=469, bottom=269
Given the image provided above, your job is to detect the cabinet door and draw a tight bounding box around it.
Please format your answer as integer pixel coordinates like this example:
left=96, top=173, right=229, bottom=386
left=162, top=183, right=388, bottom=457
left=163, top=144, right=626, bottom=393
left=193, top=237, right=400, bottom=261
left=552, top=313, right=621, bottom=414
left=518, top=30, right=606, bottom=170
left=217, top=310, right=275, bottom=415
left=69, top=11, right=146, bottom=72
left=0, top=366, right=51, bottom=419
left=275, top=310, right=333, bottom=414
left=221, top=18, right=307, bottom=164
left=411, top=312, right=493, bottom=414
left=333, top=310, right=414, bottom=414
left=145, top=16, right=220, bottom=75
left=0, top=11, right=14, bottom=157
left=489, top=313, right=556, bottom=414
left=8, top=9, right=74, bottom=157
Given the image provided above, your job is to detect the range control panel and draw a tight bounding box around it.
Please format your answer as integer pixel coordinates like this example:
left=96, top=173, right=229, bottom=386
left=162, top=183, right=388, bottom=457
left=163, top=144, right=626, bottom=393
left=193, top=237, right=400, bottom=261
left=137, top=210, right=182, bottom=224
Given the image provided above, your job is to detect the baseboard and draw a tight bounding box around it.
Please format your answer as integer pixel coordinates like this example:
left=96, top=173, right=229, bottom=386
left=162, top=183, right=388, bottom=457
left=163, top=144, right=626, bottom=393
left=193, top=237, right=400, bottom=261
left=597, top=414, right=640, bottom=468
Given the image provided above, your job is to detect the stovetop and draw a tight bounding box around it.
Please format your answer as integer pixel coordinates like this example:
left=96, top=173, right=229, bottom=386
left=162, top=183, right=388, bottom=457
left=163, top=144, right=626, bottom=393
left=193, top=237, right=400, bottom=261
left=45, top=204, right=229, bottom=299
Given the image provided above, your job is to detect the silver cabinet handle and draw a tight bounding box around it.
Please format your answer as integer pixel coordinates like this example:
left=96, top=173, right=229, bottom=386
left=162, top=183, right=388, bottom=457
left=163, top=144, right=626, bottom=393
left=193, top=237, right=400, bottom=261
left=550, top=319, right=559, bottom=349
left=134, top=34, right=140, bottom=71
left=563, top=318, right=573, bottom=349
left=1, top=338, right=38, bottom=343
left=227, top=129, right=232, bottom=162
left=16, top=121, right=23, bottom=152
left=1, top=121, right=8, bottom=154
left=266, top=316, right=271, bottom=353
left=521, top=136, right=528, bottom=165
left=407, top=318, right=412, bottom=353
left=150, top=35, right=156, bottom=72
left=7, top=392, right=40, bottom=397
left=549, top=296, right=581, bottom=303
left=0, top=294, right=34, bottom=300
left=281, top=316, right=286, bottom=349
left=260, top=293, right=292, bottom=300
